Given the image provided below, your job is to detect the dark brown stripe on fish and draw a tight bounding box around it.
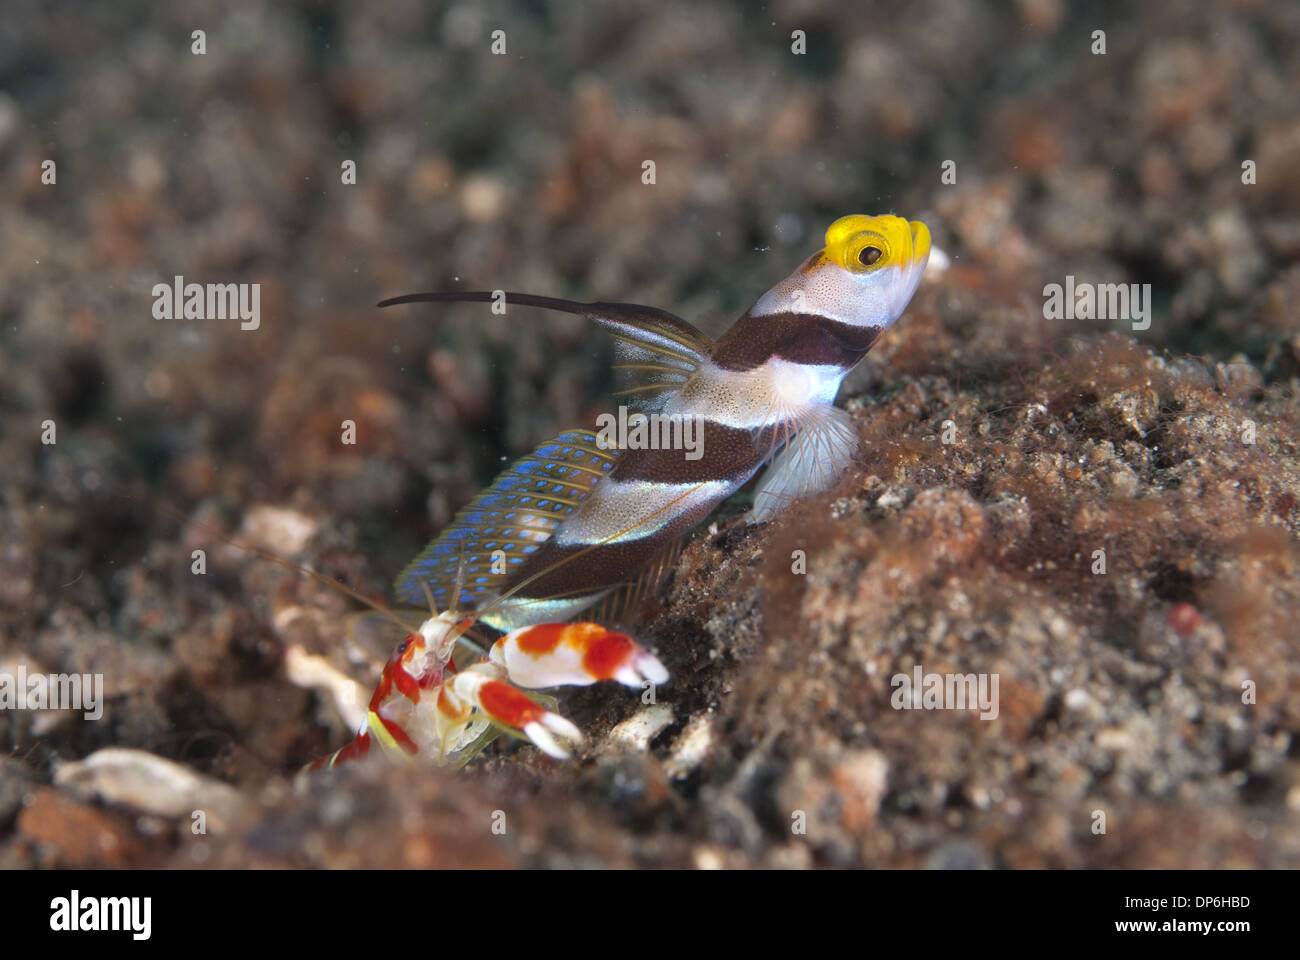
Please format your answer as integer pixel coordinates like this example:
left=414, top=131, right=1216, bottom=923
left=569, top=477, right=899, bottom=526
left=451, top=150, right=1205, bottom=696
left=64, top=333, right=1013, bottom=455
left=489, top=423, right=785, bottom=609
left=493, top=497, right=718, bottom=608
left=711, top=312, right=884, bottom=371
left=607, top=420, right=775, bottom=486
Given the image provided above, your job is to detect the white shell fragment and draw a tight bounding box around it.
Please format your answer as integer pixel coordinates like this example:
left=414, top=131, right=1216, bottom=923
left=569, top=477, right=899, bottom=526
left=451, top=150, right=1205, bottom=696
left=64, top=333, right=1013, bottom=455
left=54, top=747, right=249, bottom=833
left=284, top=643, right=369, bottom=731
left=664, top=712, right=714, bottom=778
left=609, top=704, right=674, bottom=751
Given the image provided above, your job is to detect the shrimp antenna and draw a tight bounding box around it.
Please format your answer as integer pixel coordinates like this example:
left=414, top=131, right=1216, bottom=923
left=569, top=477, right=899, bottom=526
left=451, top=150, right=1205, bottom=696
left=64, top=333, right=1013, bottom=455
left=148, top=499, right=424, bottom=639
left=419, top=580, right=440, bottom=619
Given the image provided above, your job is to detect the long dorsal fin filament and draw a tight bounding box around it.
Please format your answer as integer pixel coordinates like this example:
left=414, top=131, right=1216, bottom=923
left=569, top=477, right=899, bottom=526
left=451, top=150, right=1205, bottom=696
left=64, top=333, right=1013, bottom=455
left=379, top=290, right=713, bottom=403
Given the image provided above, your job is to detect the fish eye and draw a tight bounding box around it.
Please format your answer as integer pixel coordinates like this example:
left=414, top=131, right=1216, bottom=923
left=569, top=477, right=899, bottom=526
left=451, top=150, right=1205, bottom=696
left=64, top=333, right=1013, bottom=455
left=858, top=246, right=883, bottom=266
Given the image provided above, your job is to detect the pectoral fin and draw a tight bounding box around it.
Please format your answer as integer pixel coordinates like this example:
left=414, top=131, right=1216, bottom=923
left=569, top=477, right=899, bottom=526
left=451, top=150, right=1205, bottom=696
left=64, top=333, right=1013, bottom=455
left=749, top=405, right=859, bottom=523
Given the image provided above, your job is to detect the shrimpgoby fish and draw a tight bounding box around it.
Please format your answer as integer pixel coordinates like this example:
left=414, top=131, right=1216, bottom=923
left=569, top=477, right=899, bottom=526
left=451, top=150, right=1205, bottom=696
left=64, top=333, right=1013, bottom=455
left=379, top=214, right=930, bottom=630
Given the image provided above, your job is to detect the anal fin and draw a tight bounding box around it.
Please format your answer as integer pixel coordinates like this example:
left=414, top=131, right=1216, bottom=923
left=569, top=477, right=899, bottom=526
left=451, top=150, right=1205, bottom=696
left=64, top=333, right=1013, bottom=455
left=583, top=535, right=685, bottom=629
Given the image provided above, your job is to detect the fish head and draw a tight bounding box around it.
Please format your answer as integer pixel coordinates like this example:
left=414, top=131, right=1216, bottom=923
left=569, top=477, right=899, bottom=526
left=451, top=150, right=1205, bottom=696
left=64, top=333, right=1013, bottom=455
left=752, top=213, right=931, bottom=331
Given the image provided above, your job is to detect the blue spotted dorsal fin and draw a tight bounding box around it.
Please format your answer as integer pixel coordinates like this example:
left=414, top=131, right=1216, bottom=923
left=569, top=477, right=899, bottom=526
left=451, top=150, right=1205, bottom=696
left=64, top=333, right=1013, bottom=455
left=378, top=291, right=712, bottom=406
left=393, top=430, right=619, bottom=610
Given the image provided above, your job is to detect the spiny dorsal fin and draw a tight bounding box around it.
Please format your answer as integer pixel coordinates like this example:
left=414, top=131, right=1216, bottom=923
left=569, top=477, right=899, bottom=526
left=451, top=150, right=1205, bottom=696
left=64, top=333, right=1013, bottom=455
left=393, top=429, right=619, bottom=610
left=378, top=291, right=712, bottom=405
